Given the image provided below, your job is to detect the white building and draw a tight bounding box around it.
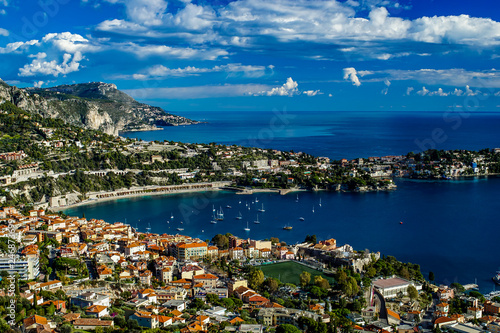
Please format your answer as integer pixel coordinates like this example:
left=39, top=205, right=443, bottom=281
left=0, top=255, right=40, bottom=280
left=372, top=277, right=422, bottom=299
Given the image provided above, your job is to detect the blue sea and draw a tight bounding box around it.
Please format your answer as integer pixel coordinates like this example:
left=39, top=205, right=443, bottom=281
left=68, top=111, right=500, bottom=293
left=122, top=111, right=500, bottom=160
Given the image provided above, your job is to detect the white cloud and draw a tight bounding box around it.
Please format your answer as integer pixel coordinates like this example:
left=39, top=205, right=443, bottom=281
left=124, top=83, right=271, bottom=99
left=42, top=32, right=100, bottom=53
left=343, top=67, right=361, bottom=86
left=123, top=43, right=228, bottom=60
left=430, top=88, right=449, bottom=96
left=0, top=9, right=6, bottom=15
left=19, top=51, right=84, bottom=77
left=406, top=87, right=414, bottom=95
left=125, top=0, right=168, bottom=26
left=0, top=27, right=8, bottom=35
left=417, top=86, right=429, bottom=96
left=351, top=68, right=500, bottom=88
left=303, top=90, right=321, bottom=96
left=33, top=81, right=45, bottom=88
left=253, top=77, right=299, bottom=96
left=119, top=63, right=272, bottom=79
left=0, top=40, right=38, bottom=54
left=412, top=85, right=483, bottom=97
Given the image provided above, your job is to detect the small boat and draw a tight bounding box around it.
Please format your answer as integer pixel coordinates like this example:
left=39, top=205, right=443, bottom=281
left=493, top=271, right=500, bottom=285
left=180, top=221, right=183, bottom=224
left=177, top=227, right=184, bottom=231
left=255, top=197, right=259, bottom=203
left=295, top=194, right=299, bottom=202
left=211, top=212, right=217, bottom=224
left=212, top=205, right=215, bottom=212
left=312, top=206, right=315, bottom=213
left=319, top=198, right=322, bottom=207
left=400, top=221, right=403, bottom=225
left=171, top=213, right=174, bottom=219
left=299, top=217, right=305, bottom=221
left=239, top=200, right=241, bottom=204
left=145, top=223, right=151, bottom=232
left=254, top=215, right=260, bottom=224
left=226, top=205, right=232, bottom=209
left=283, top=225, right=293, bottom=230
left=258, top=203, right=265, bottom=212
left=236, top=211, right=243, bottom=220
left=216, top=207, right=224, bottom=221
left=244, top=222, right=250, bottom=231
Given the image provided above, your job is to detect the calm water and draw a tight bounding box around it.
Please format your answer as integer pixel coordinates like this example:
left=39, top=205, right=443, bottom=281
left=69, top=111, right=500, bottom=293
left=65, top=177, right=500, bottom=293
left=122, top=111, right=500, bottom=160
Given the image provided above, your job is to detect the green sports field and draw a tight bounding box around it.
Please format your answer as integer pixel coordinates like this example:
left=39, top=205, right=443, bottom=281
left=258, top=261, right=335, bottom=285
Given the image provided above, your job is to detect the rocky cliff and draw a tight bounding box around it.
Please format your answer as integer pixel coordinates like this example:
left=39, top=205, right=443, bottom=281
left=0, top=80, right=198, bottom=136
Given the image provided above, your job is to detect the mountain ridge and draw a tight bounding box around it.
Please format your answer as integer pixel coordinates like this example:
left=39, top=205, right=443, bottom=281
left=0, top=80, right=199, bottom=135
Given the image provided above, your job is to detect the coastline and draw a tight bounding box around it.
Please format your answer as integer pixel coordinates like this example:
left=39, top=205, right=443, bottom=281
left=58, top=182, right=232, bottom=211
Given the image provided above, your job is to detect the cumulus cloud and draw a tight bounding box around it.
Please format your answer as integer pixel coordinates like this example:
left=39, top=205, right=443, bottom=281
left=412, top=85, right=484, bottom=97
left=19, top=51, right=84, bottom=77
left=41, top=32, right=104, bottom=55
left=417, top=86, right=429, bottom=96
left=343, top=67, right=361, bottom=86
left=0, top=40, right=38, bottom=54
left=33, top=81, right=45, bottom=88
left=251, top=78, right=321, bottom=97
left=125, top=0, right=168, bottom=26
left=253, top=77, right=299, bottom=96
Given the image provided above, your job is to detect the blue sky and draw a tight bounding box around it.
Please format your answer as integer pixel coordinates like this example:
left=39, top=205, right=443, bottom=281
left=1, top=0, right=500, bottom=112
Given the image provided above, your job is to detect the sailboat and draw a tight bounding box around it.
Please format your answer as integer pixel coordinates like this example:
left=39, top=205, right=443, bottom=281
left=171, top=212, right=174, bottom=219
left=211, top=212, right=217, bottom=224
left=255, top=197, right=259, bottom=203
left=146, top=223, right=151, bottom=232
left=254, top=215, right=260, bottom=224
left=244, top=221, right=250, bottom=231
left=295, top=194, right=299, bottom=202
left=216, top=207, right=224, bottom=221
left=319, top=198, right=322, bottom=207
left=312, top=206, right=315, bottom=213
left=235, top=211, right=243, bottom=220
left=258, top=203, right=265, bottom=212
left=212, top=205, right=215, bottom=212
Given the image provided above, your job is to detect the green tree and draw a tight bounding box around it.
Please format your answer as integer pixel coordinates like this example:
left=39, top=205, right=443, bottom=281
left=450, top=282, right=465, bottom=293
left=247, top=268, right=265, bottom=289
left=428, top=271, right=435, bottom=282
left=300, top=271, right=311, bottom=288
left=264, top=277, right=280, bottom=293
left=276, top=323, right=302, bottom=333
left=60, top=323, right=73, bottom=333
left=407, top=285, right=419, bottom=301
left=314, top=276, right=330, bottom=290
